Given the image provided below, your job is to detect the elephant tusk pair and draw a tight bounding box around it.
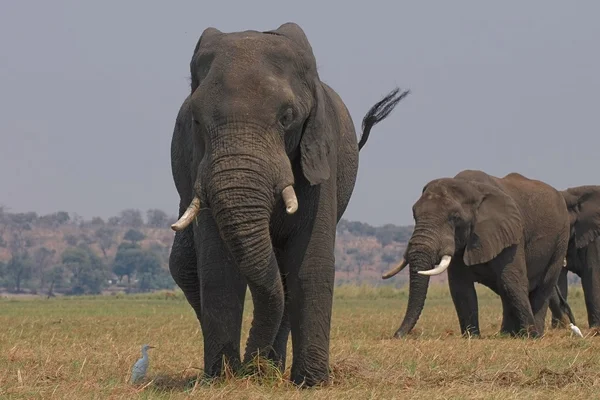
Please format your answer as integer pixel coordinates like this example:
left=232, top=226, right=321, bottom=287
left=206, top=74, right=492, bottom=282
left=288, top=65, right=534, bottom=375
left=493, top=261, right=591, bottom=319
left=417, top=255, right=452, bottom=276
left=382, top=258, right=408, bottom=279
left=170, top=185, right=299, bottom=232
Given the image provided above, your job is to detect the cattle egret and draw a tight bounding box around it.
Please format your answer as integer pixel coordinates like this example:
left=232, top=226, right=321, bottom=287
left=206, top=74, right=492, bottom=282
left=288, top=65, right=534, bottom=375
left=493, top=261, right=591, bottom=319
left=130, top=344, right=155, bottom=384
left=570, top=323, right=584, bottom=338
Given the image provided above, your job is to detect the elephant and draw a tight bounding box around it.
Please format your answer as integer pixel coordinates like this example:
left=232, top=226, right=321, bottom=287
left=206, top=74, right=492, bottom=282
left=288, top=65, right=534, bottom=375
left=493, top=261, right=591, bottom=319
left=548, top=186, right=600, bottom=329
left=381, top=169, right=570, bottom=338
left=167, top=22, right=409, bottom=387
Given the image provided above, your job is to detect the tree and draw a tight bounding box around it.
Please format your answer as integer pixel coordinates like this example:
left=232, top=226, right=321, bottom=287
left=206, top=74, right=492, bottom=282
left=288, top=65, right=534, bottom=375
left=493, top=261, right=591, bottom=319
left=119, top=209, right=144, bottom=228
left=124, top=229, right=146, bottom=244
left=146, top=209, right=170, bottom=228
left=94, top=227, right=116, bottom=260
left=64, top=234, right=79, bottom=246
left=6, top=253, right=33, bottom=292
left=107, top=216, right=120, bottom=226
left=112, top=243, right=140, bottom=285
left=90, top=217, right=105, bottom=226
left=61, top=245, right=108, bottom=295
left=45, top=265, right=67, bottom=297
left=4, top=214, right=35, bottom=291
left=136, top=251, right=163, bottom=291
left=33, top=247, right=56, bottom=292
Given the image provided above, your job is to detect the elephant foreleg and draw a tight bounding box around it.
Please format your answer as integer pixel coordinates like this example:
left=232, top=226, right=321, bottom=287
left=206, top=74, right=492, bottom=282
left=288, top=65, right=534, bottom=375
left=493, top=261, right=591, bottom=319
left=447, top=263, right=480, bottom=337
left=169, top=218, right=201, bottom=320
left=196, top=212, right=247, bottom=378
left=279, top=192, right=337, bottom=387
left=500, top=296, right=521, bottom=336
left=582, top=241, right=600, bottom=328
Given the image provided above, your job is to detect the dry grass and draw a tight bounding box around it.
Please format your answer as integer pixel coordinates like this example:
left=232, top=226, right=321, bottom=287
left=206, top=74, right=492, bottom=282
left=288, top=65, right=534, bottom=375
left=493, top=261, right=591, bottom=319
left=2, top=285, right=600, bottom=399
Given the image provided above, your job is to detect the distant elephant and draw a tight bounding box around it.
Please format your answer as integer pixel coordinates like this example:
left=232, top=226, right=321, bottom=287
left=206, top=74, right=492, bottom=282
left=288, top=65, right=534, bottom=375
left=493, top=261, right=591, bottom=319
left=548, top=186, right=600, bottom=329
left=168, top=22, right=409, bottom=387
left=382, top=170, right=570, bottom=338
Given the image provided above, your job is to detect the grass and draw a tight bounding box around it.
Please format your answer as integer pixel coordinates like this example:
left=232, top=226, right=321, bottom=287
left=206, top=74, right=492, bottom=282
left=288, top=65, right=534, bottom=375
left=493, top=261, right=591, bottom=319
left=1, top=284, right=600, bottom=399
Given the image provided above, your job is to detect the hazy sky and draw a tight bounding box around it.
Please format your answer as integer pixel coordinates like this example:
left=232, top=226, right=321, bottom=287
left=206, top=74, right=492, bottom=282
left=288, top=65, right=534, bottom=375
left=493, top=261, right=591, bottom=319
left=1, top=1, right=599, bottom=226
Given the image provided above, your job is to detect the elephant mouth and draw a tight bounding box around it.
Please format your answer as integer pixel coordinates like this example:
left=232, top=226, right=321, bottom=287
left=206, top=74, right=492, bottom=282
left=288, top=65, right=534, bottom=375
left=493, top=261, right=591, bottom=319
left=170, top=185, right=299, bottom=232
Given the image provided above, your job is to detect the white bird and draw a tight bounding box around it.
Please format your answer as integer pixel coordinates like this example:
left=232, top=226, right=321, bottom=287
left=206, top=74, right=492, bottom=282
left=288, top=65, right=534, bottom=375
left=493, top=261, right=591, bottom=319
left=130, top=344, right=155, bottom=384
left=569, top=323, right=584, bottom=338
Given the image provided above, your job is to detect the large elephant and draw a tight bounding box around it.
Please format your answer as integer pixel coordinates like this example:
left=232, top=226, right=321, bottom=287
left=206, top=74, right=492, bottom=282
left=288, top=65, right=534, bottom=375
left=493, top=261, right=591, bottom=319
left=168, top=22, right=408, bottom=386
left=381, top=170, right=570, bottom=338
left=548, top=186, right=600, bottom=329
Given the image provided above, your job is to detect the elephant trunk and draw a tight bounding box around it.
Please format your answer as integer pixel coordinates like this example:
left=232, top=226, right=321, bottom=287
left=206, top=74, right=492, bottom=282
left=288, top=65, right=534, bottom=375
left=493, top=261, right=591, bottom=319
left=394, top=251, right=431, bottom=337
left=204, top=127, right=295, bottom=362
left=394, top=226, right=441, bottom=338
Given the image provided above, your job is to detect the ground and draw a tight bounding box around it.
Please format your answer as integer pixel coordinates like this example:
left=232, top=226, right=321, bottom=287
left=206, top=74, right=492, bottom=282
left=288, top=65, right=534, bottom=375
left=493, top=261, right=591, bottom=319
left=1, top=284, right=599, bottom=399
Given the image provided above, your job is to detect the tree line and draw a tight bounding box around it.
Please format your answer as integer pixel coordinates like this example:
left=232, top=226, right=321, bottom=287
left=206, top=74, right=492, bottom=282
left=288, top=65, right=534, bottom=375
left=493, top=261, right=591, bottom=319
left=0, top=207, right=176, bottom=296
left=2, top=205, right=484, bottom=295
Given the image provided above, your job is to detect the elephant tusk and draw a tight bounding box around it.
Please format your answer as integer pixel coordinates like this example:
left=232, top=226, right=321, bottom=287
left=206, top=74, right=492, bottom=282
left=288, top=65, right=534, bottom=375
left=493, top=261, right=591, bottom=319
left=282, top=185, right=298, bottom=214
left=417, top=255, right=452, bottom=276
left=382, top=258, right=408, bottom=279
left=171, top=196, right=201, bottom=231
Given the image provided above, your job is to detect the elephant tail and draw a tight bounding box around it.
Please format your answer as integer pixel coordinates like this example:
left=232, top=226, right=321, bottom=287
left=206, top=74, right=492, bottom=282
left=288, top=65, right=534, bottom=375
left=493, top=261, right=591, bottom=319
left=358, top=87, right=410, bottom=151
left=555, top=283, right=577, bottom=325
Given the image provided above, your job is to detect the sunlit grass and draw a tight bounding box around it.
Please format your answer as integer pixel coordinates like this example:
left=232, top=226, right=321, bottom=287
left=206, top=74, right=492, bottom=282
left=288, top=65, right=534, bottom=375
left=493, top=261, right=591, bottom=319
left=1, top=284, right=599, bottom=399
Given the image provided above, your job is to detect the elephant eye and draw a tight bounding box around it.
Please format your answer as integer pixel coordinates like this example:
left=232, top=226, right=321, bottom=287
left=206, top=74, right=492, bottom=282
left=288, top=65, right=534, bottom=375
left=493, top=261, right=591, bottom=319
left=279, top=108, right=294, bottom=129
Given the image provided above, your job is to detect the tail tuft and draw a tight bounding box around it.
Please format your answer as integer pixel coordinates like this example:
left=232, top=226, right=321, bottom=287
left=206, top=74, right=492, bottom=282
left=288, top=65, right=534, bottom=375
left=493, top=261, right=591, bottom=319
left=358, top=87, right=410, bottom=151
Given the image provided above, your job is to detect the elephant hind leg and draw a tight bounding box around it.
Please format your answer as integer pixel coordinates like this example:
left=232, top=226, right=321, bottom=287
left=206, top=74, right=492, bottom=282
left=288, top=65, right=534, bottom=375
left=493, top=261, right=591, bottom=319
left=549, top=268, right=570, bottom=329
left=530, top=247, right=568, bottom=335
left=494, top=247, right=538, bottom=337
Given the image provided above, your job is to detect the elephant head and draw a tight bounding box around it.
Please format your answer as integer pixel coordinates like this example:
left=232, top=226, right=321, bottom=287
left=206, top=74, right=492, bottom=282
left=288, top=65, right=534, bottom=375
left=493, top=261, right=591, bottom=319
left=562, top=186, right=600, bottom=253
left=382, top=176, right=523, bottom=336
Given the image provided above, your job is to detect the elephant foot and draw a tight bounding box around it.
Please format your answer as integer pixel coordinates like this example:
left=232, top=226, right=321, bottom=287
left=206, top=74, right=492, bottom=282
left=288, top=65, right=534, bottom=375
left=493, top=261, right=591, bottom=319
left=290, top=364, right=330, bottom=388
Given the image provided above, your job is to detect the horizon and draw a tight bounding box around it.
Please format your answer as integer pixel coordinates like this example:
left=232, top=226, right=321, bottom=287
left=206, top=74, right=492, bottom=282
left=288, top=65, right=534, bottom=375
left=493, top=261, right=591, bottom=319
left=2, top=1, right=599, bottom=226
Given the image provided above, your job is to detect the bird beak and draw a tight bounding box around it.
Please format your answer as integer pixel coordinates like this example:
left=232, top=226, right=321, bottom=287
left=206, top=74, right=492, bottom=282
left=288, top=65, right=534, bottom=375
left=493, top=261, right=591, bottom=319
left=148, top=346, right=156, bottom=349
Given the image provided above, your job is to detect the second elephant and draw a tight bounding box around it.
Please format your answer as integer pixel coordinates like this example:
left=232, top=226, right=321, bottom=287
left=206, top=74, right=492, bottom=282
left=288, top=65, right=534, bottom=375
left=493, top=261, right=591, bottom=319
left=548, top=186, right=600, bottom=329
left=382, top=169, right=570, bottom=338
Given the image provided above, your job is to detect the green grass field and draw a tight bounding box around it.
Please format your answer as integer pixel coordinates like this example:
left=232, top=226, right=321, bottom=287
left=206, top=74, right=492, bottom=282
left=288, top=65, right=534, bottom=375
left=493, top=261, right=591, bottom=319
left=1, top=284, right=599, bottom=399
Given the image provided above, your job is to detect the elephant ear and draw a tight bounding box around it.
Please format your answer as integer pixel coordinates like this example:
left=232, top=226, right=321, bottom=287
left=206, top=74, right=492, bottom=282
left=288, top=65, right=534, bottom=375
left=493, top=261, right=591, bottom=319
left=563, top=186, right=600, bottom=248
left=190, top=27, right=222, bottom=93
left=266, top=23, right=333, bottom=185
left=463, top=184, right=524, bottom=266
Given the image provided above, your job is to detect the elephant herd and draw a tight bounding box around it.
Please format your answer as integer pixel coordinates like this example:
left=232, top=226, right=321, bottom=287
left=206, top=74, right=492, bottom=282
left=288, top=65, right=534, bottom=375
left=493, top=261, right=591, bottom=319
left=165, top=22, right=600, bottom=388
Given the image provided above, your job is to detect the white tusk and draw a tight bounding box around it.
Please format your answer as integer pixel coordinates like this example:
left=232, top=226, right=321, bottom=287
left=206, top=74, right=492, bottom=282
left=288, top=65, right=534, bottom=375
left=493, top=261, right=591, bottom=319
left=382, top=259, right=408, bottom=279
left=417, top=255, right=452, bottom=276
left=171, top=196, right=201, bottom=231
left=282, top=185, right=298, bottom=214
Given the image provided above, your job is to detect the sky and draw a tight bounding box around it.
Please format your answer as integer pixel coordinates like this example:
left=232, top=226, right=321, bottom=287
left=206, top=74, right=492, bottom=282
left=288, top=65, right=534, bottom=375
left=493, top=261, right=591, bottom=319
left=1, top=1, right=599, bottom=226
